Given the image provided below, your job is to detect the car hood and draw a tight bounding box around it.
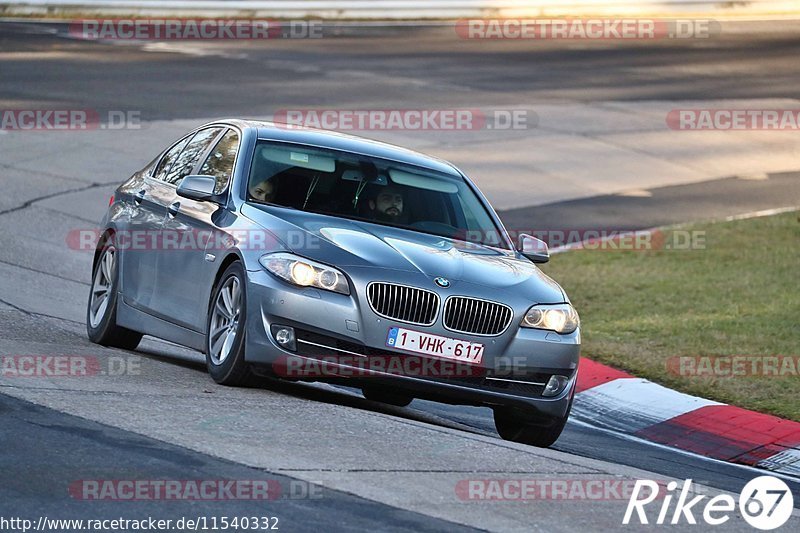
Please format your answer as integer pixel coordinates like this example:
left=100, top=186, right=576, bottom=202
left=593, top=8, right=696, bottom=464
left=242, top=204, right=565, bottom=302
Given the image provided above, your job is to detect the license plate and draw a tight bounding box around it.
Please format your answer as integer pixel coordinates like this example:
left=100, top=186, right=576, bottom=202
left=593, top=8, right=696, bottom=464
left=385, top=327, right=484, bottom=364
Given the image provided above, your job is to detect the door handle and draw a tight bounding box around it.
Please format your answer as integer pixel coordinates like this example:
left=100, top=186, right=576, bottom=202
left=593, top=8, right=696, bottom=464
left=133, top=189, right=146, bottom=206
left=167, top=201, right=181, bottom=217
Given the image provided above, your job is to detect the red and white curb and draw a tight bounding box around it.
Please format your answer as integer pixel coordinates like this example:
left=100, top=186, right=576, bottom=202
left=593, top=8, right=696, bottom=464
left=573, top=358, right=800, bottom=476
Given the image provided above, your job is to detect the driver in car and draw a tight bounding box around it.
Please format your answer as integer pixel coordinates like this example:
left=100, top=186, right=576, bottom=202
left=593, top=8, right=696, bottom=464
left=369, top=186, right=405, bottom=223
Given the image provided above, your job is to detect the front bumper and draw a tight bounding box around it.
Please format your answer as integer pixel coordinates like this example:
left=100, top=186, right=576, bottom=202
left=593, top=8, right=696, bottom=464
left=243, top=268, right=580, bottom=416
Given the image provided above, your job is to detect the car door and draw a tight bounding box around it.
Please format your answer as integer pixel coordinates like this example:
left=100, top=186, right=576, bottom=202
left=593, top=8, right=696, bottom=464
left=149, top=126, right=233, bottom=330
left=121, top=134, right=191, bottom=314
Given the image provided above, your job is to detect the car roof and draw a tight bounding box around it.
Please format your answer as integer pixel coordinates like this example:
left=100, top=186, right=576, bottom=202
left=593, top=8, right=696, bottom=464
left=210, top=119, right=463, bottom=177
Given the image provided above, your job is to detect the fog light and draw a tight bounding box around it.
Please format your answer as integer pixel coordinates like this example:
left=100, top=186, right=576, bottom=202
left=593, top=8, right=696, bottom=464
left=542, top=375, right=570, bottom=397
left=271, top=325, right=296, bottom=351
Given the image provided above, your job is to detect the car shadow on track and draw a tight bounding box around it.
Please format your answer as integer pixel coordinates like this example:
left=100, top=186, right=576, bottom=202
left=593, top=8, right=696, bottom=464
left=133, top=340, right=489, bottom=437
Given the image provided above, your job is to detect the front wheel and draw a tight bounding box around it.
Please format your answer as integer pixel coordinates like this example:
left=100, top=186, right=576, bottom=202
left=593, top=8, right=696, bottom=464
left=493, top=404, right=571, bottom=448
left=206, top=262, right=256, bottom=386
left=86, top=242, right=142, bottom=350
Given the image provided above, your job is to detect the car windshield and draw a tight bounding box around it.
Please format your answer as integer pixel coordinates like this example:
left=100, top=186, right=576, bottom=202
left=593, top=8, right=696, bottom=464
left=247, top=141, right=510, bottom=249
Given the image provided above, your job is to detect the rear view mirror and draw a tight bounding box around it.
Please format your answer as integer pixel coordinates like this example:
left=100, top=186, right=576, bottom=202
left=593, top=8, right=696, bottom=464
left=519, top=233, right=549, bottom=264
left=177, top=175, right=218, bottom=202
left=259, top=146, right=336, bottom=172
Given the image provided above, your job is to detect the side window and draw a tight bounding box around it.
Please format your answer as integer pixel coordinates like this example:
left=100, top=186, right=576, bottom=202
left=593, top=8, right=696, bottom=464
left=164, top=127, right=223, bottom=186
left=199, top=129, right=240, bottom=194
left=152, top=136, right=191, bottom=182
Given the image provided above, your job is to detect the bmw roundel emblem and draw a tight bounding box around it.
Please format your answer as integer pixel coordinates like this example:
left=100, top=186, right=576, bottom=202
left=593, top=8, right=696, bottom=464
left=434, top=277, right=450, bottom=288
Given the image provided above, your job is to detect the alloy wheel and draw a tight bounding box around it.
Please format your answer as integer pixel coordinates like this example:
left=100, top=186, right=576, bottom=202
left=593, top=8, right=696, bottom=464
left=209, top=276, right=242, bottom=365
left=89, top=246, right=115, bottom=328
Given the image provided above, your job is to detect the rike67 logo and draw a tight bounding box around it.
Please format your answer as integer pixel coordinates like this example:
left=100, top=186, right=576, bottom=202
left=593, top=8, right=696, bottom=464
left=624, top=476, right=794, bottom=530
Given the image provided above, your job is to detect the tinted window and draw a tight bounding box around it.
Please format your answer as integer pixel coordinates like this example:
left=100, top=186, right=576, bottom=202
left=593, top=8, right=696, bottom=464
left=247, top=141, right=508, bottom=249
left=199, top=129, right=240, bottom=194
left=164, top=127, right=223, bottom=186
left=152, top=135, right=191, bottom=182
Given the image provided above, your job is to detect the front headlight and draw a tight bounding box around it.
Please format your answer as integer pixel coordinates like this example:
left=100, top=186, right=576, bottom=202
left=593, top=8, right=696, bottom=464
left=520, top=303, right=579, bottom=334
left=259, top=253, right=350, bottom=295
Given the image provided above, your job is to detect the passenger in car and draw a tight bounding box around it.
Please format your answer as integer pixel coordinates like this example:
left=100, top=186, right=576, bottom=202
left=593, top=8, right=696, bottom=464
left=249, top=179, right=276, bottom=203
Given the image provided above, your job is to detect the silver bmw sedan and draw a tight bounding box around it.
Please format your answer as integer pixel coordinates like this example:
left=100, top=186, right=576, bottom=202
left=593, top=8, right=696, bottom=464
left=86, top=119, right=580, bottom=447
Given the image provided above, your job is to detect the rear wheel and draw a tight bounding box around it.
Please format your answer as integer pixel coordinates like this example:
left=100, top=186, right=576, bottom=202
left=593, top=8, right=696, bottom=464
left=206, top=262, right=256, bottom=386
left=493, top=403, right=571, bottom=448
left=362, top=387, right=413, bottom=407
left=86, top=241, right=142, bottom=350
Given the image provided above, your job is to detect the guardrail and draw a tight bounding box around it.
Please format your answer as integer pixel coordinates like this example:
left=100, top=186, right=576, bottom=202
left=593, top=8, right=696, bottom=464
left=1, top=0, right=798, bottom=18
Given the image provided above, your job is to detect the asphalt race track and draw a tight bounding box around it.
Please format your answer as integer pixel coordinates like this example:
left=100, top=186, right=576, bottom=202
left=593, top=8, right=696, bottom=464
left=1, top=20, right=799, bottom=531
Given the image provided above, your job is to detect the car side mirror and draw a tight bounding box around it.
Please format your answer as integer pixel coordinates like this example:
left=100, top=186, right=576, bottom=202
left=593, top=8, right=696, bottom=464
left=177, top=175, right=218, bottom=202
left=519, top=233, right=549, bottom=264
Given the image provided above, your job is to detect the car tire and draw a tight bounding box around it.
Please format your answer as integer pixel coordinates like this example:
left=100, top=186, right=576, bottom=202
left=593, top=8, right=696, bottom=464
left=362, top=387, right=413, bottom=407
left=206, top=261, right=257, bottom=386
left=86, top=240, right=143, bottom=350
left=493, top=402, right=572, bottom=448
